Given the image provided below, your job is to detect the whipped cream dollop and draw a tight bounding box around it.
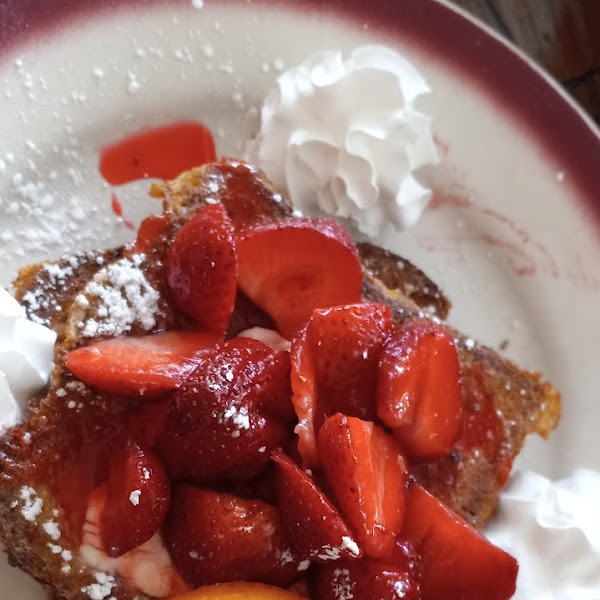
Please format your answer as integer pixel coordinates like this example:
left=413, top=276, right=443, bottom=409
left=249, top=45, right=439, bottom=236
left=485, top=469, right=600, bottom=600
left=0, top=287, right=56, bottom=432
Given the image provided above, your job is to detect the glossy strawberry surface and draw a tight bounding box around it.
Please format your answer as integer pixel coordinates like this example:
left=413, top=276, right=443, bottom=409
left=272, top=450, right=361, bottom=563
left=377, top=318, right=462, bottom=462
left=100, top=439, right=170, bottom=557
left=63, top=331, right=220, bottom=397
left=317, top=414, right=409, bottom=559
left=164, top=486, right=301, bottom=587
left=399, top=482, right=518, bottom=600
left=166, top=203, right=238, bottom=336
left=236, top=218, right=363, bottom=337
left=291, top=303, right=393, bottom=467
left=156, top=338, right=293, bottom=483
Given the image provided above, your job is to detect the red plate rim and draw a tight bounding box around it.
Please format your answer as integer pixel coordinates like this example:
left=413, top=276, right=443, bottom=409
left=1, top=0, right=599, bottom=221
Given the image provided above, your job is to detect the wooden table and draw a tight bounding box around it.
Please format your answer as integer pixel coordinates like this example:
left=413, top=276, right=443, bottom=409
left=450, top=0, right=600, bottom=124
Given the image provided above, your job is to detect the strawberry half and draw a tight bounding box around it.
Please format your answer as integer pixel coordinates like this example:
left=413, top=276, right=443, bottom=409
left=377, top=318, right=462, bottom=462
left=156, top=338, right=293, bottom=484
left=399, top=482, right=518, bottom=600
left=63, top=331, right=220, bottom=397
left=317, top=414, right=409, bottom=559
left=236, top=218, right=363, bottom=337
left=166, top=203, right=237, bottom=336
left=164, top=486, right=302, bottom=587
left=315, top=540, right=423, bottom=600
left=100, top=439, right=170, bottom=557
left=272, top=450, right=361, bottom=563
left=291, top=303, right=393, bottom=467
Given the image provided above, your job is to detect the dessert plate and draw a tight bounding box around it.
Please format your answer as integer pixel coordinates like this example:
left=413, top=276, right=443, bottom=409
left=0, top=0, right=599, bottom=597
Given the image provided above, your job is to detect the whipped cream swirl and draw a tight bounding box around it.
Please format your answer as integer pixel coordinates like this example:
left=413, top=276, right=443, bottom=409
left=0, top=287, right=56, bottom=432
left=249, top=45, right=439, bottom=236
left=485, top=469, right=600, bottom=599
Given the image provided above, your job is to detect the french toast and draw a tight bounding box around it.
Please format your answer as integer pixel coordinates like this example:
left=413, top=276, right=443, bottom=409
left=0, top=159, right=560, bottom=600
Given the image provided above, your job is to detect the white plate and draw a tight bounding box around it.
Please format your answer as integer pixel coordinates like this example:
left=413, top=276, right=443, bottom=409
left=1, top=0, right=599, bottom=597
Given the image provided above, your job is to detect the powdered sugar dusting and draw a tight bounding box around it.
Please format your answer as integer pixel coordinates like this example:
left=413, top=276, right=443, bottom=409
left=394, top=580, right=408, bottom=598
left=219, top=404, right=251, bottom=437
left=341, top=535, right=360, bottom=557
left=331, top=568, right=355, bottom=600
left=43, top=519, right=61, bottom=541
left=81, top=571, right=117, bottom=600
left=0, top=162, right=119, bottom=280
left=78, top=255, right=161, bottom=338
left=18, top=486, right=44, bottom=522
left=129, top=490, right=141, bottom=506
left=317, top=544, right=345, bottom=561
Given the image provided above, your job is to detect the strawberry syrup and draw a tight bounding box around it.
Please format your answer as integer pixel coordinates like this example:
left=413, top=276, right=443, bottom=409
left=111, top=193, right=135, bottom=230
left=99, top=121, right=216, bottom=185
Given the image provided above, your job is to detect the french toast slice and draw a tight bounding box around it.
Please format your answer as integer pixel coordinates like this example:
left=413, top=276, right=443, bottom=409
left=0, top=159, right=560, bottom=599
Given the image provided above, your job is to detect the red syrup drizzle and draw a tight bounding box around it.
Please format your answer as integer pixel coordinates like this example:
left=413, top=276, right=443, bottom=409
left=111, top=193, right=135, bottom=230
left=100, top=121, right=216, bottom=231
left=99, top=121, right=216, bottom=185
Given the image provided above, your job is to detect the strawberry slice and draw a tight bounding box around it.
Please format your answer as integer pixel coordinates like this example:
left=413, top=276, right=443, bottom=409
left=399, top=482, right=518, bottom=600
left=166, top=203, right=238, bottom=336
left=236, top=218, right=363, bottom=337
left=164, top=486, right=302, bottom=587
left=315, top=540, right=423, bottom=600
left=63, top=331, right=220, bottom=397
left=317, top=414, right=409, bottom=559
left=100, top=439, right=170, bottom=557
left=377, top=318, right=462, bottom=462
left=129, top=213, right=170, bottom=256
left=271, top=450, right=361, bottom=563
left=291, top=303, right=393, bottom=466
left=157, top=338, right=293, bottom=484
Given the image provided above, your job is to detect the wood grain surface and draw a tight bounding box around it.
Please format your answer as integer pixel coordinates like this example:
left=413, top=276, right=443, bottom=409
left=450, top=0, right=600, bottom=123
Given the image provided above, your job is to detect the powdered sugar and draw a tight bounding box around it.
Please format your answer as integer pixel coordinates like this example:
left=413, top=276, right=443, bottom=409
left=43, top=519, right=61, bottom=541
left=81, top=571, right=117, bottom=600
left=0, top=166, right=118, bottom=280
left=219, top=404, right=251, bottom=437
left=393, top=580, right=408, bottom=598
left=18, top=486, right=43, bottom=522
left=78, top=255, right=161, bottom=338
left=340, top=536, right=360, bottom=557
left=317, top=544, right=345, bottom=561
left=129, top=490, right=141, bottom=506
left=297, top=559, right=311, bottom=571
left=331, top=568, right=355, bottom=600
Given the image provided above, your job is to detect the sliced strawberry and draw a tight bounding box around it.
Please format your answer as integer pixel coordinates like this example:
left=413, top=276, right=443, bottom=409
left=164, top=486, right=302, bottom=587
left=272, top=450, right=361, bottom=563
left=166, top=203, right=237, bottom=336
left=63, top=331, right=220, bottom=397
left=236, top=218, right=363, bottom=337
left=100, top=439, right=170, bottom=557
left=317, top=414, right=409, bottom=559
left=315, top=540, right=423, bottom=600
left=130, top=213, right=170, bottom=256
left=291, top=303, right=393, bottom=467
left=377, top=318, right=462, bottom=462
left=400, top=482, right=518, bottom=600
left=157, top=338, right=293, bottom=484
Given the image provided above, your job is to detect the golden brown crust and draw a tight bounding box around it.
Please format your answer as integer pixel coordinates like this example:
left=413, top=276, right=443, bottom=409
left=0, top=159, right=561, bottom=598
left=13, top=249, right=123, bottom=354
left=357, top=242, right=451, bottom=320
